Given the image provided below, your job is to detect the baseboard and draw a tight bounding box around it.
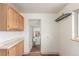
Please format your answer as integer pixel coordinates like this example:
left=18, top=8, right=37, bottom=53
left=23, top=51, right=30, bottom=55
left=23, top=51, right=59, bottom=56
left=41, top=52, right=59, bottom=56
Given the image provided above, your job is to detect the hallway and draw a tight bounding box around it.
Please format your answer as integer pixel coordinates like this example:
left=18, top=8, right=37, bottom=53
left=23, top=45, right=59, bottom=56
left=29, top=45, right=41, bottom=56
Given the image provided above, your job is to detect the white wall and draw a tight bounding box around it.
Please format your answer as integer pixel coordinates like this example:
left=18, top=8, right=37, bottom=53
left=0, top=32, right=24, bottom=43
left=33, top=27, right=40, bottom=32
left=22, top=13, right=58, bottom=54
left=41, top=14, right=58, bottom=54
left=58, top=3, right=79, bottom=56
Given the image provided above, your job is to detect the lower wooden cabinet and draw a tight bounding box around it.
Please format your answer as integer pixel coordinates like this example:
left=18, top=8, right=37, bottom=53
left=0, top=40, right=24, bottom=56
left=8, top=45, right=17, bottom=56
left=16, top=41, right=24, bottom=56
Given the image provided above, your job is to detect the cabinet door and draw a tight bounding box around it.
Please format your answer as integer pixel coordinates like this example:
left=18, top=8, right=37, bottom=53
left=16, top=42, right=24, bottom=56
left=7, top=7, right=19, bottom=31
left=13, top=11, right=19, bottom=30
left=8, top=46, right=16, bottom=56
left=18, top=15, right=22, bottom=30
left=7, top=7, right=14, bottom=30
left=0, top=4, right=24, bottom=31
left=19, top=16, right=24, bottom=31
left=0, top=49, right=7, bottom=56
left=21, top=16, right=24, bottom=31
left=0, top=5, right=7, bottom=30
left=18, top=41, right=24, bottom=56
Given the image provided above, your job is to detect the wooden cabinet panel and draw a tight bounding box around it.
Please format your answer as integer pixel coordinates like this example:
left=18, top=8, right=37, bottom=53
left=0, top=5, right=7, bottom=31
left=0, top=49, right=7, bottom=56
left=8, top=41, right=24, bottom=56
left=18, top=15, right=24, bottom=31
left=18, top=41, right=24, bottom=56
left=21, top=17, right=24, bottom=31
left=8, top=46, right=16, bottom=56
left=7, top=7, right=14, bottom=30
left=13, top=11, right=18, bottom=30
left=0, top=40, right=24, bottom=56
left=0, top=4, right=24, bottom=31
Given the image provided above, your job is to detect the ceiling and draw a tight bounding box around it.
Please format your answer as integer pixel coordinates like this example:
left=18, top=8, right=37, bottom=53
left=12, top=3, right=67, bottom=13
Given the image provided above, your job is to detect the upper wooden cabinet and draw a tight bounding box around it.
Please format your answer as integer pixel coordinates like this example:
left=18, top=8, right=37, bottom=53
left=0, top=4, right=24, bottom=31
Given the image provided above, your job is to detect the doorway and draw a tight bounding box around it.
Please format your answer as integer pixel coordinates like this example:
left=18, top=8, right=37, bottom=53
left=29, top=19, right=41, bottom=56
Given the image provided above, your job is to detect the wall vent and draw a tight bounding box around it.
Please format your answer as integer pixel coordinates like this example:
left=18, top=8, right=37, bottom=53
left=55, top=13, right=71, bottom=22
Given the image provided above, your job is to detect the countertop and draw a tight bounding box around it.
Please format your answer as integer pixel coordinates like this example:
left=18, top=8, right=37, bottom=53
left=0, top=37, right=24, bottom=49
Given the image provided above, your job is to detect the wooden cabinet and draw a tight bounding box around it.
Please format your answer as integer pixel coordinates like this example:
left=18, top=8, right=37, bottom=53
left=8, top=45, right=16, bottom=56
left=16, top=41, right=24, bottom=56
left=0, top=40, right=24, bottom=56
left=18, top=15, right=24, bottom=30
left=7, top=6, right=14, bottom=30
left=0, top=49, right=7, bottom=56
left=0, top=4, right=24, bottom=31
left=0, top=4, right=7, bottom=31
